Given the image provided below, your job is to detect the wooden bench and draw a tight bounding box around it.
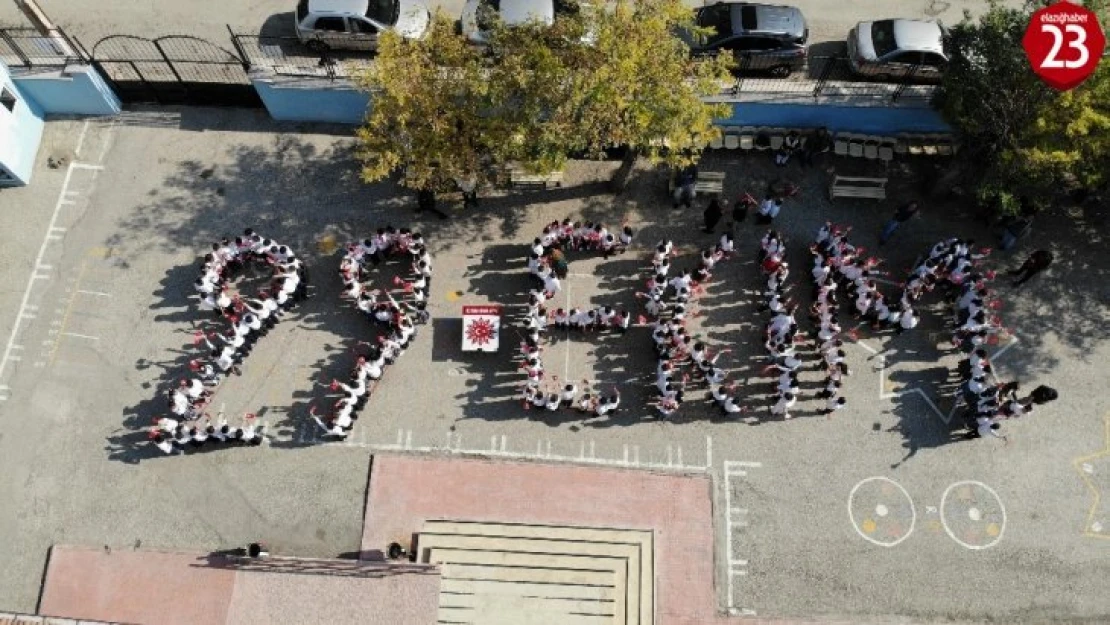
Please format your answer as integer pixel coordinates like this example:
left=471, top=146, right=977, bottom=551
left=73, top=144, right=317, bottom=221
left=509, top=168, right=564, bottom=189
left=669, top=170, right=725, bottom=196
left=828, top=175, right=887, bottom=201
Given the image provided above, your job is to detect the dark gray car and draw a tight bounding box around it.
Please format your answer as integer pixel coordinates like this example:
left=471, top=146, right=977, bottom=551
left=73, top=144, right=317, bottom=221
left=685, top=1, right=808, bottom=77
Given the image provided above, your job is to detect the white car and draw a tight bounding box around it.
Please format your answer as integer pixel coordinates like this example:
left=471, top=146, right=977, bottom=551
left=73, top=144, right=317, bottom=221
left=459, top=0, right=588, bottom=45
left=847, top=19, right=947, bottom=83
left=295, top=0, right=430, bottom=52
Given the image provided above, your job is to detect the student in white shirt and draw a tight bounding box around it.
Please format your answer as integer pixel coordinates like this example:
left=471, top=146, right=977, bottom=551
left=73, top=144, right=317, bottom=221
left=559, top=384, right=578, bottom=408
left=152, top=432, right=177, bottom=455
left=312, top=414, right=348, bottom=439
left=770, top=392, right=796, bottom=419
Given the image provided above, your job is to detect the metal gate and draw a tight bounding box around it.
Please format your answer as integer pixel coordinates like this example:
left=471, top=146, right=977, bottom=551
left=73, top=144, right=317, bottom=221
left=88, top=35, right=262, bottom=107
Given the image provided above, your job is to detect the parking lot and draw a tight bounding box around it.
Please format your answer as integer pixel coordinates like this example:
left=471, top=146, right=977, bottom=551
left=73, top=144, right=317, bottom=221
left=0, top=109, right=1106, bottom=621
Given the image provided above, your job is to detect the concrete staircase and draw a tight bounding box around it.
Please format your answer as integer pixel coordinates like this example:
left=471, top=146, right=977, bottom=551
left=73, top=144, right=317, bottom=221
left=416, top=520, right=654, bottom=625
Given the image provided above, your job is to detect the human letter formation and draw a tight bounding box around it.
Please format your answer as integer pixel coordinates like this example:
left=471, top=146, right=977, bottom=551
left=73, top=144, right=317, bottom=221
left=309, top=228, right=433, bottom=440
left=149, top=229, right=307, bottom=454
left=648, top=233, right=739, bottom=418
left=519, top=220, right=636, bottom=415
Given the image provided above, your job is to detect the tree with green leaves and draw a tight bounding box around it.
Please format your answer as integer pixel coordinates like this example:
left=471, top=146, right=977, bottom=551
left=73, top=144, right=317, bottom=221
left=353, top=0, right=732, bottom=194
left=936, top=0, right=1109, bottom=214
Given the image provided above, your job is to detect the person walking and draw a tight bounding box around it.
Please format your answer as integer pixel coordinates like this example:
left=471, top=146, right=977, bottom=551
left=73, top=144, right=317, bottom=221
left=673, top=165, right=697, bottom=209
left=799, top=127, right=831, bottom=168
left=1008, top=250, right=1053, bottom=286
left=755, top=196, right=782, bottom=225
left=879, top=201, right=920, bottom=246
left=703, top=198, right=724, bottom=233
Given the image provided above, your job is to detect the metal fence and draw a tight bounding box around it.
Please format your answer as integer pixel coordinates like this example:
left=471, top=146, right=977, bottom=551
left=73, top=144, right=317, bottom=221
left=0, top=26, right=85, bottom=72
left=727, top=55, right=938, bottom=105
left=232, top=33, right=373, bottom=81
left=84, top=32, right=261, bottom=107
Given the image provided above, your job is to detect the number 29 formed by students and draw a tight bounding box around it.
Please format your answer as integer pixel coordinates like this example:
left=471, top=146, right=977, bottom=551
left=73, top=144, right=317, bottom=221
left=1022, top=1, right=1106, bottom=91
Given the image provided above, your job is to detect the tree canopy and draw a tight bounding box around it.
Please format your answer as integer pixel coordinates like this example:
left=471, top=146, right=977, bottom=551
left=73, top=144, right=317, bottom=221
left=936, top=0, right=1109, bottom=214
left=354, top=0, right=733, bottom=192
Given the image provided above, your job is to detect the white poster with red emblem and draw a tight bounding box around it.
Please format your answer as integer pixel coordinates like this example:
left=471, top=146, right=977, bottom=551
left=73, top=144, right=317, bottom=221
left=462, top=305, right=502, bottom=352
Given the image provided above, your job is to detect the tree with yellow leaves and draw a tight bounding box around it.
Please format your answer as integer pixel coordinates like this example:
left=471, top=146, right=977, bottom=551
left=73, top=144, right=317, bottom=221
left=353, top=0, right=732, bottom=196
left=937, top=0, right=1109, bottom=214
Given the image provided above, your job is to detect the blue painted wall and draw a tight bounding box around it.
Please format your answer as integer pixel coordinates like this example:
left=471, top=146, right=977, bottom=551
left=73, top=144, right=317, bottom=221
left=12, top=64, right=121, bottom=116
left=716, top=102, right=951, bottom=134
left=252, top=77, right=370, bottom=124
left=0, top=61, right=45, bottom=187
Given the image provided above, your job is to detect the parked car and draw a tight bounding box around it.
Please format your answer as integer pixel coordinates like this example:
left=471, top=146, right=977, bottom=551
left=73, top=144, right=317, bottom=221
left=847, top=19, right=947, bottom=83
left=295, top=0, right=430, bottom=52
left=683, top=1, right=808, bottom=77
left=459, top=0, right=590, bottom=45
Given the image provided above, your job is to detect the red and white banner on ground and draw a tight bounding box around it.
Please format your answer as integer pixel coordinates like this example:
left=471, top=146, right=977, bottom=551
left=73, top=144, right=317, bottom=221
left=462, top=305, right=502, bottom=352
left=1023, top=1, right=1105, bottom=91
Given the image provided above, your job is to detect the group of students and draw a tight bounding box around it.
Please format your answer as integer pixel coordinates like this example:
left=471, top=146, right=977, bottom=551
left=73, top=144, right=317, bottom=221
left=151, top=229, right=307, bottom=454
left=649, top=235, right=738, bottom=417
left=519, top=220, right=634, bottom=412
left=150, top=412, right=266, bottom=454
left=758, top=231, right=804, bottom=419
left=958, top=348, right=1057, bottom=442
left=310, top=231, right=433, bottom=439
left=195, top=230, right=309, bottom=375
left=812, top=223, right=914, bottom=331
left=898, top=237, right=991, bottom=335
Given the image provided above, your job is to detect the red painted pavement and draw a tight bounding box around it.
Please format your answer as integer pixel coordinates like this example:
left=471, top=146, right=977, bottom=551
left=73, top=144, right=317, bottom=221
left=360, top=454, right=718, bottom=625
left=38, top=546, right=440, bottom=625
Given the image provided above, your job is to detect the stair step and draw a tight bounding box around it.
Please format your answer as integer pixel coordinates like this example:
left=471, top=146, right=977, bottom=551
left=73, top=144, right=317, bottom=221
left=438, top=602, right=613, bottom=625
left=419, top=533, right=646, bottom=625
left=440, top=587, right=616, bottom=615
left=430, top=548, right=628, bottom=625
left=442, top=562, right=616, bottom=588
left=423, top=521, right=651, bottom=547
left=423, top=521, right=654, bottom=624
left=441, top=576, right=617, bottom=602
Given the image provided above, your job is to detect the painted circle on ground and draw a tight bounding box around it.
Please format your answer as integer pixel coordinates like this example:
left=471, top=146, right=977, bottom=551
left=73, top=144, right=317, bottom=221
left=848, top=477, right=916, bottom=547
left=940, top=480, right=1007, bottom=550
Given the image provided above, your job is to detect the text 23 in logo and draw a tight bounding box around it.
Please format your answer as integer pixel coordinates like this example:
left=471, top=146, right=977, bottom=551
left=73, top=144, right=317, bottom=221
left=1022, top=1, right=1106, bottom=91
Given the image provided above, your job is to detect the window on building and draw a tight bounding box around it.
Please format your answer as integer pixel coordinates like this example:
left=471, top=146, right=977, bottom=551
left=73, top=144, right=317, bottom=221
left=0, top=87, right=16, bottom=113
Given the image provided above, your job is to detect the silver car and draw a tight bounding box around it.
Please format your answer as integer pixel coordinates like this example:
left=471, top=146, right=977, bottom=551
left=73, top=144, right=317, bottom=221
left=295, top=0, right=430, bottom=52
left=847, top=19, right=947, bottom=83
left=459, top=0, right=588, bottom=45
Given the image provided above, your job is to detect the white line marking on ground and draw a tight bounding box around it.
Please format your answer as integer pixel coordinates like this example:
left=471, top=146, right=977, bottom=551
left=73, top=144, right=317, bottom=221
left=563, top=279, right=571, bottom=382
left=0, top=162, right=82, bottom=389
left=73, top=163, right=105, bottom=171
left=60, top=332, right=98, bottom=341
left=723, top=460, right=760, bottom=615
left=302, top=427, right=709, bottom=472
left=76, top=290, right=111, bottom=297
left=857, top=333, right=1019, bottom=426
left=940, top=480, right=1006, bottom=550
left=74, top=120, right=90, bottom=157
left=847, top=476, right=916, bottom=548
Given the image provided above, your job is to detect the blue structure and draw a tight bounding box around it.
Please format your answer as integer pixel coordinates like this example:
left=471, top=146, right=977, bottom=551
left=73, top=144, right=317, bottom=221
left=252, top=75, right=370, bottom=124
left=12, top=64, right=121, bottom=116
left=716, top=102, right=951, bottom=134
left=0, top=60, right=45, bottom=187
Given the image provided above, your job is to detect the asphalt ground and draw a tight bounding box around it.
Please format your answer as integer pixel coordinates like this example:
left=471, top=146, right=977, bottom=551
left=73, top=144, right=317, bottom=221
left=0, top=109, right=1105, bottom=622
